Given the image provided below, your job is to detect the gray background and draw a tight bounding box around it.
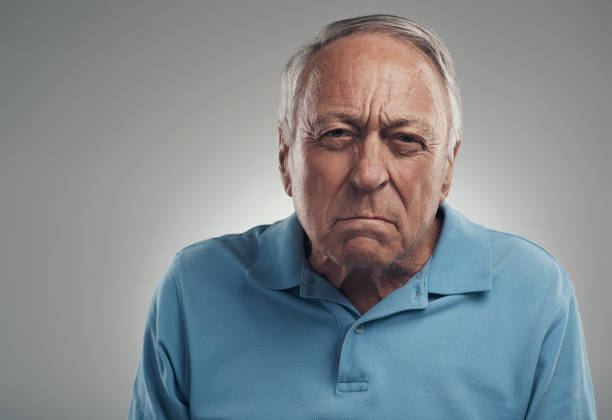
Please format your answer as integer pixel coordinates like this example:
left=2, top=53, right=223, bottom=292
left=1, top=0, right=610, bottom=418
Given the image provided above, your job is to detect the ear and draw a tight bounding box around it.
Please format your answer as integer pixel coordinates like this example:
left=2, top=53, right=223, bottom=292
left=439, top=140, right=461, bottom=204
left=278, top=128, right=292, bottom=197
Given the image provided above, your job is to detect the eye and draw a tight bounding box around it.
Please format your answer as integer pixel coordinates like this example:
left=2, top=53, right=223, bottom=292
left=325, top=129, right=351, bottom=138
left=391, top=133, right=425, bottom=154
left=317, top=128, right=354, bottom=150
left=396, top=134, right=420, bottom=143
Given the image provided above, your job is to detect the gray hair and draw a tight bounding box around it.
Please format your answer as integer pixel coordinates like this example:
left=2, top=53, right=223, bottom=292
left=279, top=14, right=462, bottom=157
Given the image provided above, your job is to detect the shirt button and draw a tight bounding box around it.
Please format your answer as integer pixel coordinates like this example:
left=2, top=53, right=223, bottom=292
left=354, top=325, right=364, bottom=334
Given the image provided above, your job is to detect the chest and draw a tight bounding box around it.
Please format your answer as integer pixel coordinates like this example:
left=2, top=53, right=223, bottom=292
left=184, top=293, right=539, bottom=419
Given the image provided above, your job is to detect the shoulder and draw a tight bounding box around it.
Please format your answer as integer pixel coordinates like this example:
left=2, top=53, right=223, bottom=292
left=486, top=228, right=574, bottom=317
left=147, top=224, right=274, bottom=319
left=173, top=222, right=274, bottom=274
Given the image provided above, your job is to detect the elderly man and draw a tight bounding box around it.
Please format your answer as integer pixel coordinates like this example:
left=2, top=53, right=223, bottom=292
left=129, top=15, right=596, bottom=419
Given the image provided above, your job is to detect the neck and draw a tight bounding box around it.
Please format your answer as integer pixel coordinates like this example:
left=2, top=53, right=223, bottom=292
left=308, top=216, right=442, bottom=314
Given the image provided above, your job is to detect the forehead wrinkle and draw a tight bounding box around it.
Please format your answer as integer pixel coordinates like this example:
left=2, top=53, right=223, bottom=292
left=302, top=68, right=365, bottom=126
left=379, top=67, right=446, bottom=142
left=368, top=63, right=435, bottom=133
left=309, top=45, right=383, bottom=113
left=361, top=56, right=392, bottom=130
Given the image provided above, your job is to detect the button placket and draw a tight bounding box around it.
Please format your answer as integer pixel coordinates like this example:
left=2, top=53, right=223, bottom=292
left=333, top=317, right=373, bottom=393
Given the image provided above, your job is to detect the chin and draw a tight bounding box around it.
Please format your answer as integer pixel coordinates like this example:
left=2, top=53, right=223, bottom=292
left=332, top=237, right=397, bottom=268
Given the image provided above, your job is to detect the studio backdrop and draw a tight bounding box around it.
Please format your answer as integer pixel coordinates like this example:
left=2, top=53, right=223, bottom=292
left=1, top=1, right=610, bottom=419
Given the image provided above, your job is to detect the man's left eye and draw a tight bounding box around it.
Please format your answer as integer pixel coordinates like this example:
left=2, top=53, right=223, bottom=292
left=396, top=134, right=420, bottom=143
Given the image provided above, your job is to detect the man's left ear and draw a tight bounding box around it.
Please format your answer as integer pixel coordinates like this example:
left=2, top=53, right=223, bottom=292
left=440, top=140, right=461, bottom=204
left=278, top=128, right=292, bottom=197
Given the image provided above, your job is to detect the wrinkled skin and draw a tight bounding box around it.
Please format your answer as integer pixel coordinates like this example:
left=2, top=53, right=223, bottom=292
left=279, top=33, right=459, bottom=313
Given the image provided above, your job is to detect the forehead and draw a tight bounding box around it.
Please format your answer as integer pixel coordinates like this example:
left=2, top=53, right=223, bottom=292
left=299, top=33, right=448, bottom=125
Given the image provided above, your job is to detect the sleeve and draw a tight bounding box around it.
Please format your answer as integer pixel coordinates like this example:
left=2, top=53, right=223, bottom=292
left=525, top=290, right=597, bottom=419
left=128, top=256, right=191, bottom=419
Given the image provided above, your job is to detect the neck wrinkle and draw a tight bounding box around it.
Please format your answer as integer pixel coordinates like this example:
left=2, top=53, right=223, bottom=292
left=307, top=215, right=442, bottom=309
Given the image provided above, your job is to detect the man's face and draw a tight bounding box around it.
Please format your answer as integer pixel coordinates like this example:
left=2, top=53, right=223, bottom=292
left=280, top=33, right=457, bottom=269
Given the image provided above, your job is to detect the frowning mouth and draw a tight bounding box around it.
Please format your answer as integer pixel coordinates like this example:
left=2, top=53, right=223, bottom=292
left=336, top=216, right=395, bottom=225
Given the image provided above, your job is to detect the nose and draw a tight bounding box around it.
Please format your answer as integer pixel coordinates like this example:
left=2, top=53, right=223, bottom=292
left=350, top=135, right=389, bottom=192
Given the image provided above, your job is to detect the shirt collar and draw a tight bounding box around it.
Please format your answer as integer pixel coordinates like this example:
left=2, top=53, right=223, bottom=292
left=426, top=203, right=492, bottom=294
left=246, top=213, right=304, bottom=290
left=247, top=203, right=492, bottom=295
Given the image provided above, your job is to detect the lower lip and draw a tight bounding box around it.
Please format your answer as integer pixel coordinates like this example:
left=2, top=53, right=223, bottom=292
left=338, top=217, right=392, bottom=224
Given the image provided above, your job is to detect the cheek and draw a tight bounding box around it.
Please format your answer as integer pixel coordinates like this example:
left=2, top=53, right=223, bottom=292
left=392, top=157, right=445, bottom=208
left=301, top=150, right=350, bottom=197
left=290, top=148, right=352, bottom=221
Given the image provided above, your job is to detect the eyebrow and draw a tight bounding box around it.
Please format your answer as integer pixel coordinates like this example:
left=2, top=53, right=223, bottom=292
left=311, top=112, right=436, bottom=141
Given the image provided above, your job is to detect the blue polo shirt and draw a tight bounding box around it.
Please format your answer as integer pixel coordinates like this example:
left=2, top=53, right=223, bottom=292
left=129, top=204, right=596, bottom=419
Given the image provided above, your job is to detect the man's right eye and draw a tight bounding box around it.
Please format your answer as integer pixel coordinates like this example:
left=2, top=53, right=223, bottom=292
left=325, top=129, right=351, bottom=138
left=329, top=128, right=348, bottom=137
left=318, top=129, right=353, bottom=150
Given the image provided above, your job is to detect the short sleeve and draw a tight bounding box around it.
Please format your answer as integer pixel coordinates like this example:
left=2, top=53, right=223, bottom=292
left=129, top=255, right=191, bottom=419
left=525, top=290, right=597, bottom=419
